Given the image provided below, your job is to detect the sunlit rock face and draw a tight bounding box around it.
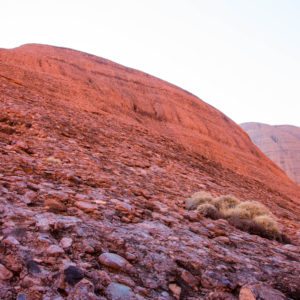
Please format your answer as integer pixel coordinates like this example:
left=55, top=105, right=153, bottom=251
left=0, top=44, right=299, bottom=299
left=241, top=122, right=300, bottom=184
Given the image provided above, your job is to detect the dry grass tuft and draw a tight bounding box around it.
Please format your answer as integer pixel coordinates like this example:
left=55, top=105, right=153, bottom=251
left=184, top=191, right=291, bottom=244
left=236, top=201, right=271, bottom=219
left=185, top=191, right=213, bottom=210
left=223, top=207, right=252, bottom=219
left=253, top=215, right=279, bottom=234
left=197, top=203, right=220, bottom=219
left=213, top=195, right=240, bottom=212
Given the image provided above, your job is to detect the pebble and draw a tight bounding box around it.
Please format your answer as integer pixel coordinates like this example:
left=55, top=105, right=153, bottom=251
left=66, top=278, right=96, bottom=299
left=106, top=282, right=134, bottom=300
left=75, top=201, right=98, bottom=213
left=0, top=263, right=13, bottom=280
left=99, top=253, right=131, bottom=271
left=2, top=235, right=20, bottom=246
left=168, top=283, right=181, bottom=300
left=44, top=198, right=67, bottom=213
left=60, top=237, right=73, bottom=249
left=47, top=245, right=64, bottom=256
left=16, top=294, right=27, bottom=300
left=64, top=265, right=84, bottom=286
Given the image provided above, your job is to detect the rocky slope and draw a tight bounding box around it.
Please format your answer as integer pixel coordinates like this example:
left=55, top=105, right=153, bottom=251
left=0, top=44, right=299, bottom=299
left=241, top=122, right=300, bottom=184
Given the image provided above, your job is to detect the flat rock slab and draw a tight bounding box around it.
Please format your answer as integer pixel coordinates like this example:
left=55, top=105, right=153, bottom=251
left=75, top=201, right=98, bottom=213
left=239, top=284, right=287, bottom=300
left=99, top=253, right=131, bottom=271
left=106, top=282, right=134, bottom=300
left=0, top=263, right=13, bottom=280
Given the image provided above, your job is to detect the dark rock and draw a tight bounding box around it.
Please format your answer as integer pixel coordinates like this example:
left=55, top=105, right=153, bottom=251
left=64, top=266, right=85, bottom=286
left=26, top=260, right=41, bottom=274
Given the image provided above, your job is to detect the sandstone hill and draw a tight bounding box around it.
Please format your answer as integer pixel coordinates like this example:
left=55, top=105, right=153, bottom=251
left=241, top=122, right=300, bottom=185
left=0, top=44, right=299, bottom=299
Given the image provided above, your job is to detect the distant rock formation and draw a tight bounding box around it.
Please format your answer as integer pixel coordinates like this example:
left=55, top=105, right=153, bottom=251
left=241, top=122, right=300, bottom=184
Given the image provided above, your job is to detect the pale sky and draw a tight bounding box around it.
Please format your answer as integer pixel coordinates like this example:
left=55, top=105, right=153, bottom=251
left=1, top=0, right=299, bottom=126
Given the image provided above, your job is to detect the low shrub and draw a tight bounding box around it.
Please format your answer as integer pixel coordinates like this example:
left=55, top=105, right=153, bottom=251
left=227, top=216, right=288, bottom=242
left=184, top=191, right=291, bottom=244
left=253, top=215, right=279, bottom=235
left=197, top=203, right=220, bottom=220
left=235, top=201, right=271, bottom=219
left=213, top=195, right=240, bottom=212
left=185, top=191, right=213, bottom=210
left=227, top=216, right=272, bottom=238
left=223, top=206, right=252, bottom=219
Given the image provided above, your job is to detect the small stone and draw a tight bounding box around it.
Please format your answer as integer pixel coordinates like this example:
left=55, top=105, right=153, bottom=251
left=206, top=291, right=237, bottom=299
left=106, top=282, right=134, bottom=300
left=64, top=266, right=84, bottom=286
left=45, top=198, right=67, bottom=213
left=16, top=294, right=27, bottom=300
left=125, top=252, right=137, bottom=261
left=75, top=201, right=98, bottom=213
left=99, top=253, right=132, bottom=271
left=67, top=278, right=96, bottom=299
left=180, top=270, right=198, bottom=288
left=2, top=236, right=20, bottom=246
left=26, top=260, right=41, bottom=274
left=5, top=254, right=23, bottom=272
left=239, top=284, right=287, bottom=300
left=46, top=156, right=62, bottom=164
left=113, top=274, right=135, bottom=287
left=0, top=263, right=13, bottom=280
left=213, top=236, right=231, bottom=245
left=47, top=245, right=64, bottom=256
left=83, top=244, right=95, bottom=254
left=21, top=274, right=42, bottom=288
left=168, top=283, right=181, bottom=300
left=115, top=201, right=133, bottom=213
left=60, top=237, right=73, bottom=249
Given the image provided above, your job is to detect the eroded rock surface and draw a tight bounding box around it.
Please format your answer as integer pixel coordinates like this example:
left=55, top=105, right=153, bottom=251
left=0, top=44, right=299, bottom=299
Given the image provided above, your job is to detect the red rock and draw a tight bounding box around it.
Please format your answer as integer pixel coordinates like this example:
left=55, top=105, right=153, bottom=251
left=239, top=284, right=287, bottom=300
left=180, top=270, right=199, bottom=288
left=75, top=201, right=98, bottom=213
left=60, top=237, right=73, bottom=249
left=206, top=291, right=237, bottom=299
left=67, top=279, right=98, bottom=300
left=47, top=245, right=65, bottom=256
left=98, top=253, right=132, bottom=271
left=0, top=44, right=299, bottom=300
left=45, top=197, right=67, bottom=213
left=168, top=283, right=181, bottom=300
left=0, top=264, right=13, bottom=280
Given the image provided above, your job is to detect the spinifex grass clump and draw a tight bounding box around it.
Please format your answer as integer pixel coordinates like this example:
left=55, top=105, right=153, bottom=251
left=185, top=191, right=214, bottom=210
left=185, top=191, right=290, bottom=243
left=196, top=203, right=220, bottom=220
left=213, top=195, right=240, bottom=212
left=236, top=200, right=271, bottom=218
